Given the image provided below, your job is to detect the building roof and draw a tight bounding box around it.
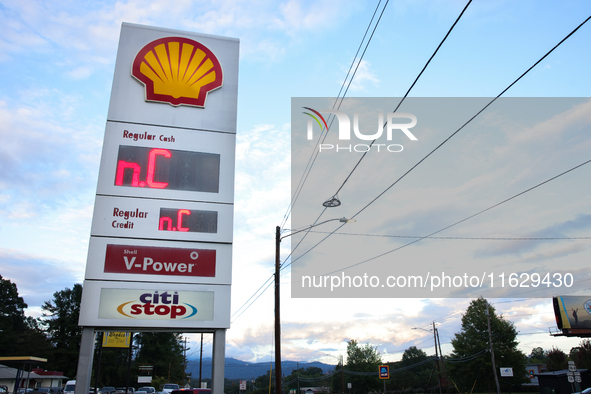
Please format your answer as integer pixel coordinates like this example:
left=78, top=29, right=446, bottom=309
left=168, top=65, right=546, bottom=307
left=0, top=365, right=68, bottom=381
left=0, top=358, right=47, bottom=364
left=536, top=368, right=589, bottom=376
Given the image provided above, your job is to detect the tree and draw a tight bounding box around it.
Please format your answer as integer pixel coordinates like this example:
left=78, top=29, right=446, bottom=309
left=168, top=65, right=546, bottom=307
left=391, top=346, right=433, bottom=391
left=448, top=297, right=527, bottom=393
left=572, top=339, right=591, bottom=369
left=344, top=339, right=382, bottom=394
left=546, top=347, right=568, bottom=371
left=0, top=275, right=51, bottom=357
left=285, top=366, right=325, bottom=393
left=134, top=333, right=185, bottom=383
left=529, top=347, right=546, bottom=363
left=41, top=284, right=83, bottom=379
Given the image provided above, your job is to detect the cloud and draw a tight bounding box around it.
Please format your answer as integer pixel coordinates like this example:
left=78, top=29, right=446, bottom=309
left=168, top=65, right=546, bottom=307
left=475, top=214, right=591, bottom=257
left=0, top=98, right=101, bottom=213
left=340, top=60, right=379, bottom=91
left=0, top=248, right=81, bottom=310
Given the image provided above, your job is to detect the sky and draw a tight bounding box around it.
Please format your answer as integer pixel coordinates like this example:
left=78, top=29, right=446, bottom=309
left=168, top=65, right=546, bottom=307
left=1, top=0, right=591, bottom=368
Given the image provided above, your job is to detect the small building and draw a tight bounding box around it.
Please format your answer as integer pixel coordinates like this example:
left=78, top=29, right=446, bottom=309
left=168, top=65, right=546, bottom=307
left=536, top=369, right=591, bottom=394
left=0, top=363, right=68, bottom=393
left=525, top=363, right=548, bottom=386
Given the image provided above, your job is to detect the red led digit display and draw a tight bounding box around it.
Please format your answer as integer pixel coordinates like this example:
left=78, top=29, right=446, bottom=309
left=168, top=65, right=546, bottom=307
left=114, top=145, right=220, bottom=193
left=158, top=208, right=218, bottom=233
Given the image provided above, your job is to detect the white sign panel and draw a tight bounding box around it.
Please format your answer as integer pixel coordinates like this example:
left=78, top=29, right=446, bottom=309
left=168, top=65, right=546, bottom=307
left=84, top=237, right=232, bottom=284
left=499, top=367, right=513, bottom=377
left=90, top=195, right=233, bottom=243
left=96, top=122, right=235, bottom=203
left=108, top=23, right=239, bottom=133
left=79, top=23, right=238, bottom=331
left=79, top=280, right=230, bottom=329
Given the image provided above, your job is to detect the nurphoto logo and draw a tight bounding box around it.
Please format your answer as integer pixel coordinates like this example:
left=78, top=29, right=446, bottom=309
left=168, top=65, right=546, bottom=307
left=303, top=107, right=418, bottom=153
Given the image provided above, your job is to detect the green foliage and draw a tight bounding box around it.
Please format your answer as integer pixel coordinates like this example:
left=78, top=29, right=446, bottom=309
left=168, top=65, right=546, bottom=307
left=448, top=297, right=527, bottom=393
left=388, top=346, right=433, bottom=391
left=134, top=333, right=186, bottom=384
left=344, top=339, right=382, bottom=394
left=528, top=347, right=546, bottom=364
left=285, top=366, right=326, bottom=393
left=250, top=368, right=273, bottom=394
left=92, top=335, right=134, bottom=388
left=41, top=283, right=83, bottom=379
left=0, top=275, right=51, bottom=358
left=545, top=347, right=567, bottom=371
left=572, top=339, right=591, bottom=369
left=151, top=376, right=167, bottom=390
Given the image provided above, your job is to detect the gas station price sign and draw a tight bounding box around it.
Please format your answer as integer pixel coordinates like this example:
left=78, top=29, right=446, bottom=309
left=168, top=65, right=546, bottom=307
left=96, top=122, right=236, bottom=204
left=115, top=145, right=220, bottom=193
left=159, top=208, right=217, bottom=233
left=91, top=195, right=233, bottom=243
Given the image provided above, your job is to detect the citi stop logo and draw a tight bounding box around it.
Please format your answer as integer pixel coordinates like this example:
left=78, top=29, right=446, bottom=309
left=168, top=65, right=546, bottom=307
left=116, top=290, right=197, bottom=320
left=302, top=107, right=418, bottom=153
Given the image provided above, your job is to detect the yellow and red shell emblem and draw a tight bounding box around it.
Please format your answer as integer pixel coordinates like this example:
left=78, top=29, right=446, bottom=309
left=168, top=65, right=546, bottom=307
left=132, top=37, right=223, bottom=108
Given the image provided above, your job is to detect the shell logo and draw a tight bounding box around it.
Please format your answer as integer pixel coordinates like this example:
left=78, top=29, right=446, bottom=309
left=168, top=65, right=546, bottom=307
left=132, top=36, right=223, bottom=108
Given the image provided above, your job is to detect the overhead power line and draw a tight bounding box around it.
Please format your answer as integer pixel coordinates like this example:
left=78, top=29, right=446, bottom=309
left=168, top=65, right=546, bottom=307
left=315, top=157, right=591, bottom=277
left=330, top=0, right=473, bottom=199
left=284, top=14, right=591, bottom=273
left=283, top=0, right=474, bottom=267
left=280, top=0, right=390, bottom=231
left=233, top=1, right=393, bottom=323
left=293, top=231, right=591, bottom=241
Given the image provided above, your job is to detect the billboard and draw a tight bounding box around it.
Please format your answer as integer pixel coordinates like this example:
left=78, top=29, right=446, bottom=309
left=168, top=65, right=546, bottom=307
left=553, top=296, right=591, bottom=336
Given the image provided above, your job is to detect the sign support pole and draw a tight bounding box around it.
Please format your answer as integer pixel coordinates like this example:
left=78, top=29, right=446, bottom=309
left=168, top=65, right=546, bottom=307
left=212, top=329, right=226, bottom=394
left=75, top=327, right=97, bottom=394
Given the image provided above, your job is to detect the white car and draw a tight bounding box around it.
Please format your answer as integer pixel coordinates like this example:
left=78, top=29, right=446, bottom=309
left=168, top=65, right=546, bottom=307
left=161, top=385, right=179, bottom=394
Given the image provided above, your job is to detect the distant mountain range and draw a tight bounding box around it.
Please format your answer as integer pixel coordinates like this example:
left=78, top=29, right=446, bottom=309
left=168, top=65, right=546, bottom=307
left=186, top=357, right=335, bottom=380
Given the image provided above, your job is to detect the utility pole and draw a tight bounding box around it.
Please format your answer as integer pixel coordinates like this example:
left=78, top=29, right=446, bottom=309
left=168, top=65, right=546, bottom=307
left=433, top=322, right=442, bottom=394
left=274, top=219, right=350, bottom=394
left=184, top=337, right=187, bottom=386
left=486, top=304, right=501, bottom=394
left=275, top=226, right=282, bottom=394
left=341, top=356, right=345, bottom=394
left=435, top=326, right=448, bottom=389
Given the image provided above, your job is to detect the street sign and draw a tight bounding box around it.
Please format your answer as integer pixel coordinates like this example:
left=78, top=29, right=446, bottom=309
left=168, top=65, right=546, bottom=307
left=568, top=376, right=575, bottom=383
left=569, top=364, right=577, bottom=372
left=239, top=381, right=246, bottom=391
left=500, top=367, right=513, bottom=377
left=379, top=365, right=390, bottom=379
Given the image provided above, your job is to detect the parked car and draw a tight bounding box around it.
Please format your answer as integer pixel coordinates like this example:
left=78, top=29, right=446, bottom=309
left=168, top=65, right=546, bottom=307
left=136, top=388, right=156, bottom=394
left=35, top=388, right=63, bottom=394
left=161, top=385, right=179, bottom=394
left=170, top=389, right=210, bottom=394
left=99, top=387, right=117, bottom=394
left=114, top=387, right=134, bottom=394
left=64, top=381, right=76, bottom=394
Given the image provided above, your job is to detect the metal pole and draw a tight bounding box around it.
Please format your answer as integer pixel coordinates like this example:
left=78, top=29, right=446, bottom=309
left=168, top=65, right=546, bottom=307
left=75, top=327, right=97, bottom=394
left=486, top=304, right=501, bottom=394
left=94, top=332, right=103, bottom=394
left=199, top=333, right=204, bottom=388
left=275, top=226, right=282, bottom=394
left=212, top=329, right=226, bottom=394
left=126, top=333, right=133, bottom=394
